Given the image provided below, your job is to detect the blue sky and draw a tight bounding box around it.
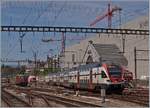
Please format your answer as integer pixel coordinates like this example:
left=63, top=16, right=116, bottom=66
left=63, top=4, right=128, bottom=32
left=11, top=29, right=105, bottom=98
left=1, top=0, right=149, bottom=65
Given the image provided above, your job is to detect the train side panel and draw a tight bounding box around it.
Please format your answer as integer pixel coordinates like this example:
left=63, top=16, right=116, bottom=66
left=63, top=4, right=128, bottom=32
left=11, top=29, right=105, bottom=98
left=49, top=63, right=128, bottom=93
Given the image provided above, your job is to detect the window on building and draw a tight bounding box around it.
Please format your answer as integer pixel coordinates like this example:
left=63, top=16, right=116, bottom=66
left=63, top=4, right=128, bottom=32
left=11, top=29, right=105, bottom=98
left=86, top=55, right=93, bottom=64
left=72, top=54, right=75, bottom=64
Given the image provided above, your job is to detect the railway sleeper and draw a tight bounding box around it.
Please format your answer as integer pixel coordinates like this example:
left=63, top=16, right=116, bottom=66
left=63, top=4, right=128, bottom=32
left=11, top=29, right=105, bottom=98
left=31, top=91, right=101, bottom=107
left=2, top=89, right=32, bottom=107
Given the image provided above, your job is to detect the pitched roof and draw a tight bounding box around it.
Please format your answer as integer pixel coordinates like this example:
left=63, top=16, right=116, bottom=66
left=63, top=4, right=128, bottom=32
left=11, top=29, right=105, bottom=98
left=92, top=44, right=128, bottom=66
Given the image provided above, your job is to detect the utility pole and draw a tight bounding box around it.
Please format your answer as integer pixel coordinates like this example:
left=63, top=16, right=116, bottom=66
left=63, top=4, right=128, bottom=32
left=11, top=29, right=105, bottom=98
left=119, top=9, right=122, bottom=29
left=134, top=47, right=137, bottom=79
left=33, top=51, right=37, bottom=86
left=58, top=56, right=60, bottom=69
left=122, top=35, right=125, bottom=53
left=134, top=47, right=137, bottom=86
left=54, top=59, right=56, bottom=72
left=61, top=32, right=66, bottom=54
left=19, top=37, right=23, bottom=52
left=17, top=61, right=20, bottom=70
left=47, top=55, right=49, bottom=68
left=19, top=32, right=25, bottom=53
left=33, top=52, right=37, bottom=73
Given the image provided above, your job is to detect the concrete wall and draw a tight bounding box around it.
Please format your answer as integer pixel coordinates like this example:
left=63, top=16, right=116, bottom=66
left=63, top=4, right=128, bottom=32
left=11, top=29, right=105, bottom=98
left=60, top=15, right=149, bottom=79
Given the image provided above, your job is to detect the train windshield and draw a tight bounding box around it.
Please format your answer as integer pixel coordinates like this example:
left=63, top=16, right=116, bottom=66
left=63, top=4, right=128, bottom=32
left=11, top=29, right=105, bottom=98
left=108, top=65, right=121, bottom=77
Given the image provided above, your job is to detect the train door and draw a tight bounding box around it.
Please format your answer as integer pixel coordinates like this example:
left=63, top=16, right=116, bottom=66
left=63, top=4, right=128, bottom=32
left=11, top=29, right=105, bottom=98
left=77, top=71, right=80, bottom=90
left=96, top=68, right=101, bottom=84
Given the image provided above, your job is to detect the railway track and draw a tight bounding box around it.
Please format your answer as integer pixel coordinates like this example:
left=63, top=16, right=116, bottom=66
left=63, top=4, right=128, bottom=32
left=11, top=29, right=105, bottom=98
left=7, top=85, right=149, bottom=107
left=107, top=94, right=149, bottom=106
left=1, top=89, right=31, bottom=107
left=78, top=90, right=149, bottom=106
left=4, top=86, right=101, bottom=107
left=31, top=90, right=101, bottom=107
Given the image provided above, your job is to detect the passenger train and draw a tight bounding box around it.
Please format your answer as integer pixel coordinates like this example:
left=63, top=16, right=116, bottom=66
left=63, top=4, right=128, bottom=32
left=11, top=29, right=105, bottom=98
left=48, top=63, right=133, bottom=92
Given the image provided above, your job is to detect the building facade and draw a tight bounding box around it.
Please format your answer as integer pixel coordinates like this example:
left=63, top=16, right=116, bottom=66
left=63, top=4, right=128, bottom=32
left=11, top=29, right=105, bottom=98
left=60, top=16, right=149, bottom=80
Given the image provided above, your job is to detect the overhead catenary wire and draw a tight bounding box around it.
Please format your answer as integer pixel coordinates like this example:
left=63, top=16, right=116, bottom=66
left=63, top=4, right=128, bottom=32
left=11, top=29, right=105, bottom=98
left=111, top=6, right=148, bottom=28
left=2, top=1, right=149, bottom=61
left=22, top=5, right=33, bottom=25
left=52, top=1, right=67, bottom=25
left=6, top=1, right=33, bottom=55
left=4, top=39, right=20, bottom=59
left=30, top=1, right=55, bottom=56
left=7, top=1, right=54, bottom=57
left=33, top=1, right=54, bottom=24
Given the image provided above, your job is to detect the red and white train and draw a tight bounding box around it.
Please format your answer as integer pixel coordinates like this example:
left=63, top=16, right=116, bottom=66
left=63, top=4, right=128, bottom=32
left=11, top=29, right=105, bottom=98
left=48, top=63, right=133, bottom=92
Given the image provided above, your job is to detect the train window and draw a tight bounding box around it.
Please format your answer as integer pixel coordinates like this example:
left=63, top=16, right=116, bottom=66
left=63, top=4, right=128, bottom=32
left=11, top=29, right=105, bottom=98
left=97, top=68, right=99, bottom=72
left=86, top=79, right=87, bottom=83
left=101, top=71, right=107, bottom=78
left=108, top=66, right=121, bottom=77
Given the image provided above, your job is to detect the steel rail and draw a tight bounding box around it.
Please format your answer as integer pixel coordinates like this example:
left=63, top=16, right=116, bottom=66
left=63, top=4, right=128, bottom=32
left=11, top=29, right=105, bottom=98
left=1, top=95, right=12, bottom=107
left=31, top=91, right=102, bottom=107
left=2, top=89, right=32, bottom=107
left=31, top=92, right=81, bottom=107
left=108, top=94, right=149, bottom=106
left=12, top=86, right=101, bottom=107
left=10, top=85, right=149, bottom=106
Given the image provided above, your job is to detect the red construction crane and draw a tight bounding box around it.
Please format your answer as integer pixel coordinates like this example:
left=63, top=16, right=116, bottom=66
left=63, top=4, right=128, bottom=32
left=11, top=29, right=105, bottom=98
left=90, top=3, right=122, bottom=28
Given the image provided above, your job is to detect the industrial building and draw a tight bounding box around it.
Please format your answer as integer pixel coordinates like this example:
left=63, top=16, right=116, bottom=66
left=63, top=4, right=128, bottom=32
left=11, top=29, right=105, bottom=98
left=60, top=15, right=149, bottom=80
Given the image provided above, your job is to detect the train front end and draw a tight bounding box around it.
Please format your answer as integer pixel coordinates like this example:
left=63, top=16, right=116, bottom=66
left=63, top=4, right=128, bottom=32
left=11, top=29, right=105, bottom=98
left=103, top=64, right=125, bottom=92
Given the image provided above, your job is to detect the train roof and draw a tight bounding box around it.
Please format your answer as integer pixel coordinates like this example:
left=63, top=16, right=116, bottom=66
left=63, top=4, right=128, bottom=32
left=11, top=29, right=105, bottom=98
left=62, top=63, right=100, bottom=73
left=48, top=63, right=101, bottom=76
left=77, top=63, right=100, bottom=70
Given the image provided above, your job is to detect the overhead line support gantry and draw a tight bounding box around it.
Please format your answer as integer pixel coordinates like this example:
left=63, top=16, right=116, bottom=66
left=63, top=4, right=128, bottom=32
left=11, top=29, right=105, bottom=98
left=1, top=26, right=149, bottom=35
